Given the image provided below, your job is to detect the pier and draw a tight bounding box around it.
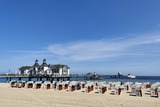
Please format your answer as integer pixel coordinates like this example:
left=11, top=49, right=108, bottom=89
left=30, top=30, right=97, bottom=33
left=0, top=75, right=71, bottom=82
left=71, top=73, right=128, bottom=80
left=0, top=73, right=129, bottom=82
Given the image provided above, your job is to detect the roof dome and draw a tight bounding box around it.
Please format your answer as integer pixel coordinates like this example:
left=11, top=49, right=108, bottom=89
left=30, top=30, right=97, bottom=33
left=43, top=59, right=46, bottom=62
left=35, top=59, right=38, bottom=63
left=41, top=59, right=48, bottom=67
left=33, top=59, right=39, bottom=67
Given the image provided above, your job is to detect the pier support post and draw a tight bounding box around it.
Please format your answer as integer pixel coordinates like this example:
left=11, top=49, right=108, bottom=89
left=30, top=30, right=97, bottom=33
left=28, top=77, right=32, bottom=81
left=57, top=78, right=59, bottom=81
left=18, top=77, right=21, bottom=81
left=6, top=77, right=8, bottom=82
left=51, top=78, right=53, bottom=82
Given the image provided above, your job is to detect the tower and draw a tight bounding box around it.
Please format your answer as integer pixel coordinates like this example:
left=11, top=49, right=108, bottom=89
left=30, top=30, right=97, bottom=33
left=33, top=59, right=39, bottom=75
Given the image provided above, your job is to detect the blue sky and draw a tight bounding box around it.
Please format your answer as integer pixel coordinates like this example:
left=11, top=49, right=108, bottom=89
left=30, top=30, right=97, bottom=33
left=1, top=0, right=160, bottom=75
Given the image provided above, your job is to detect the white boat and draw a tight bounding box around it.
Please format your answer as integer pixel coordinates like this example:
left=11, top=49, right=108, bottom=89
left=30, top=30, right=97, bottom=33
left=127, top=74, right=136, bottom=78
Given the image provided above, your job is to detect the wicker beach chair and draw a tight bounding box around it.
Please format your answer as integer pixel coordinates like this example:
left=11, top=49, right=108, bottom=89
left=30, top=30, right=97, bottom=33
left=96, top=83, right=107, bottom=94
left=130, top=84, right=142, bottom=97
left=17, top=80, right=26, bottom=88
left=10, top=80, right=17, bottom=88
left=43, top=81, right=52, bottom=89
left=34, top=81, right=42, bottom=89
left=25, top=81, right=34, bottom=89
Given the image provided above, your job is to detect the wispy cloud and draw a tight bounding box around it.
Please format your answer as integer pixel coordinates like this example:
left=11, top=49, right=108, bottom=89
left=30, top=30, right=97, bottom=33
left=7, top=50, right=47, bottom=53
left=4, top=33, right=160, bottom=62
left=47, top=33, right=160, bottom=61
left=1, top=32, right=160, bottom=74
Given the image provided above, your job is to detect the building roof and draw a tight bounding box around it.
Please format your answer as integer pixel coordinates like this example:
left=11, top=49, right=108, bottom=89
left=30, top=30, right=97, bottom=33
left=49, top=64, right=70, bottom=69
left=19, top=59, right=70, bottom=72
left=32, top=59, right=39, bottom=67
left=55, top=64, right=64, bottom=68
left=41, top=59, right=48, bottom=67
left=19, top=66, right=32, bottom=71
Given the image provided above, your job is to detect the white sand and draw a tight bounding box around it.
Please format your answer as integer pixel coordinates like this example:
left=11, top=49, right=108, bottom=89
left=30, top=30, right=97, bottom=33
left=0, top=83, right=160, bottom=107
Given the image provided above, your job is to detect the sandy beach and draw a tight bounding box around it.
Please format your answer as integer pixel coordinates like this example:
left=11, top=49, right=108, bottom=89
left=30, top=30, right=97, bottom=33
left=0, top=83, right=160, bottom=107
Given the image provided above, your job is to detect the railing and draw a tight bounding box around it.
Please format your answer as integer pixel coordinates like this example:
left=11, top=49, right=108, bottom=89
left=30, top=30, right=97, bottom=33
left=0, top=74, right=71, bottom=78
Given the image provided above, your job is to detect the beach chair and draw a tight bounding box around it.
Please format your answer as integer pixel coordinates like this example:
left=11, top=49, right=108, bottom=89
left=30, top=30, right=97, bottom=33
left=94, top=82, right=99, bottom=89
left=71, top=85, right=76, bottom=91
left=68, top=81, right=77, bottom=92
left=130, top=84, right=136, bottom=96
left=43, top=81, right=51, bottom=89
left=85, top=84, right=92, bottom=93
left=34, top=81, right=42, bottom=89
left=17, top=81, right=25, bottom=88
left=95, top=81, right=98, bottom=86
left=113, top=85, right=121, bottom=95
left=91, top=84, right=94, bottom=91
left=76, top=82, right=81, bottom=90
left=10, top=80, right=17, bottom=88
left=63, top=81, right=69, bottom=89
left=97, top=84, right=107, bottom=94
left=64, top=83, right=69, bottom=89
left=146, top=84, right=151, bottom=89
left=157, top=87, right=160, bottom=98
left=25, top=81, right=34, bottom=89
left=142, top=82, right=150, bottom=89
left=130, top=84, right=142, bottom=97
left=68, top=84, right=74, bottom=92
left=80, top=81, right=85, bottom=89
left=150, top=85, right=158, bottom=97
left=56, top=82, right=63, bottom=90
left=124, top=82, right=130, bottom=91
left=135, top=85, right=142, bottom=97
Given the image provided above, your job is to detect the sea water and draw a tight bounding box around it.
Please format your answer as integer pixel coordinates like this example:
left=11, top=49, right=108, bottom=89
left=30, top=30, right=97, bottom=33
left=0, top=76, right=160, bottom=84
left=103, top=76, right=160, bottom=84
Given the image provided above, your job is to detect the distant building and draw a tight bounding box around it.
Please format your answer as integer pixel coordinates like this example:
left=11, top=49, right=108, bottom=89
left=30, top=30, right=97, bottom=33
left=19, top=59, right=70, bottom=76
